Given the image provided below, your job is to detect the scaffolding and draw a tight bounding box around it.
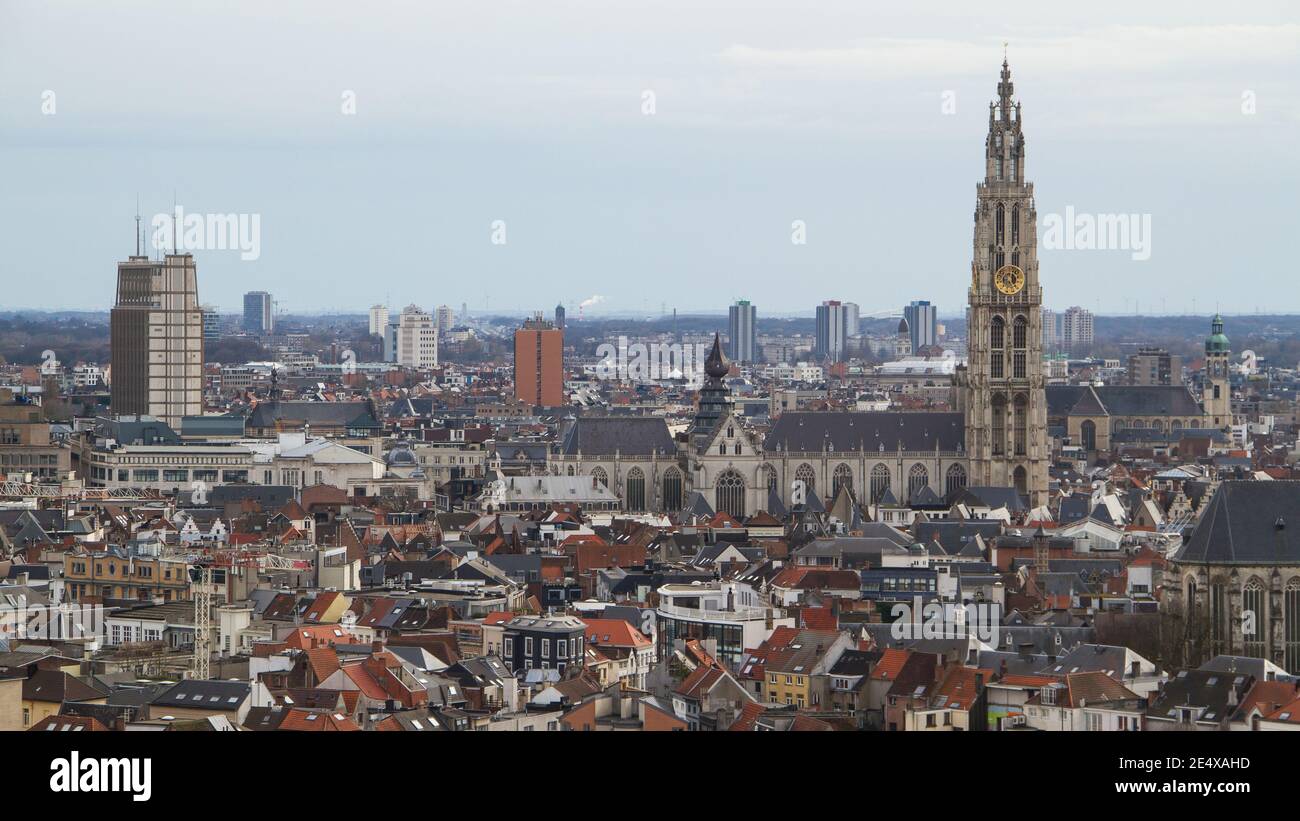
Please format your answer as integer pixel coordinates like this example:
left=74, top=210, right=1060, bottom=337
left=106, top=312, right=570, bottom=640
left=190, top=566, right=213, bottom=680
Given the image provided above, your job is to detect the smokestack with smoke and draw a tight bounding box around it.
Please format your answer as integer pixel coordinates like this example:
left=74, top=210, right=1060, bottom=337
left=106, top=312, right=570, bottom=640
left=578, top=294, right=604, bottom=319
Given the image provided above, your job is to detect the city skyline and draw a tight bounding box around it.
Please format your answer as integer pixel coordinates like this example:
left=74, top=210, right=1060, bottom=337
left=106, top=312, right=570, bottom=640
left=1, top=3, right=1297, bottom=313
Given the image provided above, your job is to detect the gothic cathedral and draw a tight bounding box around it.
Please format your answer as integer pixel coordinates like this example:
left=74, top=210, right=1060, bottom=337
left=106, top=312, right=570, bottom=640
left=963, top=58, right=1048, bottom=507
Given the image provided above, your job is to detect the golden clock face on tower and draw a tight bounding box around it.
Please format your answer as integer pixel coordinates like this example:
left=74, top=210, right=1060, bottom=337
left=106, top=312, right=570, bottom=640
left=993, top=264, right=1026, bottom=295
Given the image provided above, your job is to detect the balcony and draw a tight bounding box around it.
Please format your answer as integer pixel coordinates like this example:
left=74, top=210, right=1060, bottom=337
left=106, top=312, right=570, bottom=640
left=658, top=602, right=771, bottom=623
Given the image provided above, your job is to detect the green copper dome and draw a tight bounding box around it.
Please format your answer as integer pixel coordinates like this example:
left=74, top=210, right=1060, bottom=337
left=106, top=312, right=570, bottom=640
left=1206, top=314, right=1229, bottom=354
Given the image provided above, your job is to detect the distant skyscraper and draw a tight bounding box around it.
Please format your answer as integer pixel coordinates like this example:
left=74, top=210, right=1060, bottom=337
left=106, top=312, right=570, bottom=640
left=1041, top=307, right=1058, bottom=348
left=814, top=300, right=857, bottom=362
left=904, top=300, right=938, bottom=351
left=554, top=303, right=566, bottom=331
left=243, top=291, right=274, bottom=335
left=727, top=300, right=757, bottom=362
left=368, top=304, right=389, bottom=336
left=435, top=304, right=455, bottom=334
left=394, top=305, right=438, bottom=369
left=201, top=305, right=220, bottom=341
left=111, top=253, right=204, bottom=427
left=514, top=315, right=564, bottom=407
left=1061, top=306, right=1094, bottom=348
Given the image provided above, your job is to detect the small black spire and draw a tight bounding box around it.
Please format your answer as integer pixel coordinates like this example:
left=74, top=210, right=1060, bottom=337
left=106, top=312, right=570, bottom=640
left=705, top=332, right=729, bottom=380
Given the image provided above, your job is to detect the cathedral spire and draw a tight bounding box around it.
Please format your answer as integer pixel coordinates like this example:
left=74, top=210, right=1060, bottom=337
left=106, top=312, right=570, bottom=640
left=997, top=55, right=1016, bottom=123
left=704, top=331, right=729, bottom=381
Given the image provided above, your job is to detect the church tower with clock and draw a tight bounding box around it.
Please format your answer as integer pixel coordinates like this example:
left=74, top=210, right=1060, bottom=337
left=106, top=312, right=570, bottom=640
left=963, top=57, right=1048, bottom=507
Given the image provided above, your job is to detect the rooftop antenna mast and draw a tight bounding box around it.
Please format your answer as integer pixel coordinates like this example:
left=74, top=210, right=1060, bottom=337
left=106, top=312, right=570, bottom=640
left=134, top=195, right=142, bottom=256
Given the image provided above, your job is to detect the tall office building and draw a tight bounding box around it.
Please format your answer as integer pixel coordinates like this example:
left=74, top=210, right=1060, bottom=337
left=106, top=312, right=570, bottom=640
left=814, top=300, right=858, bottom=362
left=243, top=291, right=274, bottom=335
left=727, top=300, right=757, bottom=362
left=903, top=300, right=938, bottom=352
left=1060, top=306, right=1094, bottom=348
left=201, top=305, right=220, bottom=341
left=1127, top=347, right=1182, bottom=386
left=394, top=305, right=438, bottom=369
left=435, top=304, right=455, bottom=334
left=368, top=304, right=389, bottom=336
left=1040, top=307, right=1058, bottom=348
left=514, top=315, right=564, bottom=407
left=111, top=253, right=204, bottom=427
left=554, top=303, right=566, bottom=331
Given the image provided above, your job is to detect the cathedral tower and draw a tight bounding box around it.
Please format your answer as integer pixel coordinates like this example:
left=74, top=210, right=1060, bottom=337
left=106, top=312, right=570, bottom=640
left=964, top=58, right=1048, bottom=507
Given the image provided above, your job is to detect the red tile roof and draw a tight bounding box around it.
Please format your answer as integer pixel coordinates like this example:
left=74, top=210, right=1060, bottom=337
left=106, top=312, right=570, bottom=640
left=798, top=606, right=837, bottom=630
left=870, top=648, right=911, bottom=681
left=304, top=647, right=341, bottom=683
left=581, top=618, right=652, bottom=648
left=277, top=708, right=362, bottom=731
left=729, top=702, right=767, bottom=731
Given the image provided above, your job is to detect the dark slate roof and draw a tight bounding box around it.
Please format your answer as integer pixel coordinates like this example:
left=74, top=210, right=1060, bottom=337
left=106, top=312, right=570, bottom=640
left=180, top=414, right=246, bottom=438
left=683, top=491, right=715, bottom=518
left=953, top=486, right=1028, bottom=514
left=763, top=412, right=965, bottom=453
left=910, top=485, right=944, bottom=508
left=1174, top=480, right=1300, bottom=565
left=1058, top=495, right=1089, bottom=524
left=1146, top=669, right=1251, bottom=723
left=913, top=520, right=1001, bottom=555
left=94, top=416, right=181, bottom=445
left=246, top=400, right=380, bottom=430
left=152, top=679, right=251, bottom=708
left=204, top=485, right=296, bottom=509
left=1047, top=384, right=1203, bottom=419
left=558, top=417, right=675, bottom=456
left=385, top=397, right=438, bottom=419
left=1046, top=385, right=1107, bottom=418
left=1040, top=644, right=1131, bottom=677
left=765, top=487, right=788, bottom=518
left=1095, top=385, right=1203, bottom=417
left=4, top=564, right=50, bottom=581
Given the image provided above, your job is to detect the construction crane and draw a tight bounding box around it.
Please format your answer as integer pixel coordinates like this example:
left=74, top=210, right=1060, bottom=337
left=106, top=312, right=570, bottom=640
left=189, top=565, right=213, bottom=680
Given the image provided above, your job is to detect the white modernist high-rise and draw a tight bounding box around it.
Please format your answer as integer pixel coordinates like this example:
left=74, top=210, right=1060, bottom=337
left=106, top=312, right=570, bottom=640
left=435, top=304, right=455, bottom=334
left=395, top=305, right=438, bottom=369
left=369, top=304, right=390, bottom=337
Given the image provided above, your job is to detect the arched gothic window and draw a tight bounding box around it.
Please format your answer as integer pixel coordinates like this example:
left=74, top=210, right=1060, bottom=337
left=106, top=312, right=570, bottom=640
left=662, top=467, right=683, bottom=512
left=945, top=463, right=967, bottom=499
left=833, top=463, right=854, bottom=498
left=715, top=470, right=746, bottom=519
left=1285, top=578, right=1300, bottom=673
left=907, top=463, right=929, bottom=502
left=1243, top=578, right=1267, bottom=659
left=625, top=467, right=646, bottom=512
left=870, top=464, right=890, bottom=504
left=794, top=463, right=816, bottom=496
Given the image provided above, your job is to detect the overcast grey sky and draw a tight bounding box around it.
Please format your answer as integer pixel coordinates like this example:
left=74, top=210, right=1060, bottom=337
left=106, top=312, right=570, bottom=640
left=1, top=1, right=1296, bottom=316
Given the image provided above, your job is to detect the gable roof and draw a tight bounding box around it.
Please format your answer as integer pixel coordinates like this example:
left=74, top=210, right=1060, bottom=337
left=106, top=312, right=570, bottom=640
left=1175, top=481, right=1300, bottom=565
left=558, top=416, right=675, bottom=456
